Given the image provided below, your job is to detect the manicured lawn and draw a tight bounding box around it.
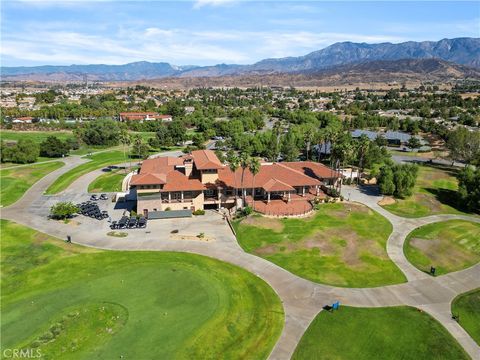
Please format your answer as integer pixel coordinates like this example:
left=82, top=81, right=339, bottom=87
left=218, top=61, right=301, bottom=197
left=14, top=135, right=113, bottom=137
left=1, top=220, right=284, bottom=359
left=45, top=151, right=128, bottom=194
left=381, top=164, right=475, bottom=218
left=88, top=169, right=126, bottom=193
left=452, top=289, right=480, bottom=345
left=1, top=130, right=75, bottom=143
left=404, top=220, right=480, bottom=275
left=0, top=161, right=64, bottom=206
left=292, top=306, right=469, bottom=360
left=234, top=203, right=406, bottom=287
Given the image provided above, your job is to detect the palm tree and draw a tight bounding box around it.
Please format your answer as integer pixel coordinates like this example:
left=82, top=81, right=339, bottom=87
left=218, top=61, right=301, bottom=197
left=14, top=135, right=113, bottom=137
left=248, top=157, right=261, bottom=210
left=119, top=129, right=131, bottom=174
left=356, top=135, right=370, bottom=184
left=315, top=128, right=326, bottom=162
left=239, top=152, right=251, bottom=206
left=227, top=153, right=240, bottom=208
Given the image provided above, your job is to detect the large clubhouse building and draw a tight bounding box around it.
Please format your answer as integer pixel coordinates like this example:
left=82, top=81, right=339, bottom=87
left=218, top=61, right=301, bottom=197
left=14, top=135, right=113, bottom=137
left=129, top=150, right=340, bottom=217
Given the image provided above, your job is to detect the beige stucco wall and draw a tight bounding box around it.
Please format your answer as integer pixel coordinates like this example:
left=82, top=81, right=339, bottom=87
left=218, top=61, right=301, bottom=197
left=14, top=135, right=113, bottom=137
left=201, top=172, right=218, bottom=184
left=137, top=192, right=204, bottom=213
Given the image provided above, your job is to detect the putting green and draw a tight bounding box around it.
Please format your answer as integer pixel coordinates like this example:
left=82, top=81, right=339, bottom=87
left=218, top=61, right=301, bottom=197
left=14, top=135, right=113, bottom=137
left=293, top=306, right=469, bottom=359
left=404, top=220, right=480, bottom=275
left=234, top=203, right=406, bottom=287
left=1, top=220, right=284, bottom=359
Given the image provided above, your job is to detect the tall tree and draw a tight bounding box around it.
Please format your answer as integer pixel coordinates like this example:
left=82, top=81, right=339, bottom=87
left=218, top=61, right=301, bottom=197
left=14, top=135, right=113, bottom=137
left=248, top=157, right=261, bottom=210
left=239, top=152, right=251, bottom=205
left=119, top=129, right=131, bottom=173
left=227, top=152, right=240, bottom=208
left=356, top=134, right=370, bottom=183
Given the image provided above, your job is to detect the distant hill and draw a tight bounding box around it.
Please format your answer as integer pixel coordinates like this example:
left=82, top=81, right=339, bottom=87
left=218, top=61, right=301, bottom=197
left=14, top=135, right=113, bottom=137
left=1, top=37, right=479, bottom=82
left=123, top=59, right=480, bottom=90
left=245, top=37, right=480, bottom=74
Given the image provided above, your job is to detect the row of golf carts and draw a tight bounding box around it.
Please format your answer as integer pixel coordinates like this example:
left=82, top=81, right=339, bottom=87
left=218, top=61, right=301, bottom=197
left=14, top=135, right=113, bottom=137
left=110, top=215, right=147, bottom=229
left=76, top=201, right=108, bottom=220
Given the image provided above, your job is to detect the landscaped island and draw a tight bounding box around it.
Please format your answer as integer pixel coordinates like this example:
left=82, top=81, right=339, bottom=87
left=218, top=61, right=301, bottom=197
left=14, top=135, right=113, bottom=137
left=1, top=220, right=284, bottom=359
left=234, top=202, right=406, bottom=287
left=404, top=220, right=480, bottom=275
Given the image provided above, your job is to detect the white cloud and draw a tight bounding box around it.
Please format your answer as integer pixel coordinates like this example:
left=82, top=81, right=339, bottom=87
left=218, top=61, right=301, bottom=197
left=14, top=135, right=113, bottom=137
left=1, top=21, right=409, bottom=67
left=193, top=0, right=237, bottom=9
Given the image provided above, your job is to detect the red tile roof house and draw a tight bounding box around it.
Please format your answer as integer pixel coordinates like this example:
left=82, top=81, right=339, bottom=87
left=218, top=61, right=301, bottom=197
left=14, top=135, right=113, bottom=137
left=129, top=150, right=341, bottom=218
left=119, top=112, right=173, bottom=122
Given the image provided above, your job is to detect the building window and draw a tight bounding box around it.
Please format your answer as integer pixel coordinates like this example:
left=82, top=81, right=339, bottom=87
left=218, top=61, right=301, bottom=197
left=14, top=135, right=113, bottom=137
left=205, top=189, right=214, bottom=196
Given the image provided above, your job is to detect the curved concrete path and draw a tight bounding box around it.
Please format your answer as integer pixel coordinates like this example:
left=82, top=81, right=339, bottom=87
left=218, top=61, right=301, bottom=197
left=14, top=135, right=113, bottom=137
left=1, top=166, right=479, bottom=359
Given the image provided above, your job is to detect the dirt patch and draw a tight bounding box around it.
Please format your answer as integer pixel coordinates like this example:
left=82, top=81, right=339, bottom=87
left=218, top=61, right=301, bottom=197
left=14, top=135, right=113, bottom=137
left=255, top=244, right=279, bottom=255
left=170, top=234, right=214, bottom=242
left=416, top=193, right=443, bottom=212
left=410, top=237, right=473, bottom=269
left=242, top=216, right=284, bottom=232
left=303, top=232, right=337, bottom=253
left=33, top=233, right=50, bottom=244
left=331, top=203, right=371, bottom=218
left=320, top=227, right=386, bottom=266
left=378, top=196, right=396, bottom=206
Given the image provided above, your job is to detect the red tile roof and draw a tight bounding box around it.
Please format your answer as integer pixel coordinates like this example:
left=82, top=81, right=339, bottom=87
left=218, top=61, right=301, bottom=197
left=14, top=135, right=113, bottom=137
left=191, top=150, right=223, bottom=170
left=131, top=151, right=338, bottom=194
left=262, top=178, right=295, bottom=192
left=161, top=171, right=205, bottom=191
left=217, top=162, right=322, bottom=189
left=130, top=173, right=166, bottom=186
left=281, top=161, right=342, bottom=179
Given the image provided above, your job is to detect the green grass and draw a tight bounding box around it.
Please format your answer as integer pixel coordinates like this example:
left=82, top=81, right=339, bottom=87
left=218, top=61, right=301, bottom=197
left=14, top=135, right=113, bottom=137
left=45, top=151, right=128, bottom=194
left=292, top=306, right=469, bottom=360
left=1, top=220, right=284, bottom=359
left=452, top=289, right=480, bottom=345
left=404, top=220, right=480, bottom=275
left=234, top=203, right=406, bottom=287
left=88, top=169, right=126, bottom=193
left=0, top=161, right=64, bottom=206
left=0, top=130, right=75, bottom=143
left=382, top=165, right=474, bottom=218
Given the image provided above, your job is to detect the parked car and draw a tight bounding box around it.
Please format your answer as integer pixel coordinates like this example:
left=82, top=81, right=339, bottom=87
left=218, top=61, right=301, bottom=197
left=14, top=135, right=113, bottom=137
left=110, top=221, right=117, bottom=229
left=90, top=194, right=99, bottom=201
left=100, top=194, right=108, bottom=200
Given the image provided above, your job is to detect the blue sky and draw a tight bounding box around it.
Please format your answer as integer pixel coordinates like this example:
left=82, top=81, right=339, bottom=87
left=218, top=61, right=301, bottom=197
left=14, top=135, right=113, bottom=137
left=1, top=1, right=479, bottom=67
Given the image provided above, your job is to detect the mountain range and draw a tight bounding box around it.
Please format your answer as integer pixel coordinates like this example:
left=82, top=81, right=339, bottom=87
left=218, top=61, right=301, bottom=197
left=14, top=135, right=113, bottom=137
left=1, top=37, right=479, bottom=82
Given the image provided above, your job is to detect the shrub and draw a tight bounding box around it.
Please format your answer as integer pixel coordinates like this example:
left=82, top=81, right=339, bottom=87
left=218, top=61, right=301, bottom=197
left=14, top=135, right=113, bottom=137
left=242, top=206, right=253, bottom=216
left=192, top=209, right=205, bottom=215
left=164, top=207, right=171, bottom=211
left=50, top=202, right=79, bottom=219
left=40, top=136, right=70, bottom=157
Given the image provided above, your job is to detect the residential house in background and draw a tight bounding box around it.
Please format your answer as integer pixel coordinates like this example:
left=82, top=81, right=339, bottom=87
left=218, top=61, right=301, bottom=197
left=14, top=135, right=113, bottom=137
left=119, top=112, right=173, bottom=122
